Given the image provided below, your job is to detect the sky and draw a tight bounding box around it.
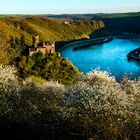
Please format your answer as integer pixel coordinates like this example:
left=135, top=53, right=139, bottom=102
left=0, top=0, right=140, bottom=14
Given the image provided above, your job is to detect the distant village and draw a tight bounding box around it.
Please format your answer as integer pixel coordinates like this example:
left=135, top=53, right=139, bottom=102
left=27, top=35, right=60, bottom=57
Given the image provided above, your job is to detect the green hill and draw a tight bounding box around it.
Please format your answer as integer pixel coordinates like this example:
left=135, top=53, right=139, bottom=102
left=0, top=16, right=104, bottom=64
left=0, top=16, right=104, bottom=84
left=0, top=16, right=104, bottom=46
left=103, top=15, right=140, bottom=33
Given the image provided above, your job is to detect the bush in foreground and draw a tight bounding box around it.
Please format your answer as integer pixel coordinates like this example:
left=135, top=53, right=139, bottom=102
left=0, top=65, right=140, bottom=140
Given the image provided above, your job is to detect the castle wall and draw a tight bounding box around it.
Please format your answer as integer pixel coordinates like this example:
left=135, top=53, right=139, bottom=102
left=43, top=45, right=55, bottom=54
left=37, top=48, right=46, bottom=55
left=33, top=35, right=39, bottom=48
left=29, top=36, right=56, bottom=56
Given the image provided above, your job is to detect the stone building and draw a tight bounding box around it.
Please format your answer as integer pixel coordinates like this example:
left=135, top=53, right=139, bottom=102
left=29, top=35, right=55, bottom=56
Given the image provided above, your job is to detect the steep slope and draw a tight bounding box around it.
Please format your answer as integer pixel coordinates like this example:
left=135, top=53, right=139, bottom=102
left=0, top=16, right=104, bottom=83
left=103, top=16, right=140, bottom=33
left=0, top=16, right=104, bottom=46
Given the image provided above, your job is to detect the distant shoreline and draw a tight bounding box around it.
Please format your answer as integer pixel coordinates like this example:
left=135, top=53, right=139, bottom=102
left=73, top=36, right=113, bottom=51
left=57, top=38, right=91, bottom=52
left=58, top=33, right=140, bottom=52
left=58, top=36, right=113, bottom=52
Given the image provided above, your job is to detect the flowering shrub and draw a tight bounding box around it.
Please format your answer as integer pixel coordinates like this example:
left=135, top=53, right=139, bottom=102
left=65, top=70, right=140, bottom=139
left=0, top=65, right=19, bottom=91
left=0, top=65, right=20, bottom=117
left=0, top=66, right=140, bottom=139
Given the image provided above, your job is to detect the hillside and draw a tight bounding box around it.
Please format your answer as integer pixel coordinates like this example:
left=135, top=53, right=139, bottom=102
left=47, top=14, right=96, bottom=20
left=102, top=15, right=140, bottom=33
left=93, top=12, right=140, bottom=19
left=0, top=16, right=104, bottom=64
left=0, top=16, right=104, bottom=84
left=43, top=12, right=140, bottom=20
left=0, top=15, right=140, bottom=140
left=89, top=12, right=140, bottom=34
left=36, top=12, right=140, bottom=34
left=0, top=16, right=104, bottom=46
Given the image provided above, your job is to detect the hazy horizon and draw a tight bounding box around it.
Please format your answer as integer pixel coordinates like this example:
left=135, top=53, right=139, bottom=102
left=0, top=11, right=140, bottom=16
left=0, top=0, right=140, bottom=14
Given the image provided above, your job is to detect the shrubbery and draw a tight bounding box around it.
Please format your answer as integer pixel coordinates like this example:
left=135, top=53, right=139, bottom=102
left=0, top=65, right=140, bottom=140
left=16, top=53, right=79, bottom=85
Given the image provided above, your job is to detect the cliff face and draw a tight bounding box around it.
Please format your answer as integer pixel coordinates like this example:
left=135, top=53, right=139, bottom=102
left=103, top=16, right=140, bottom=34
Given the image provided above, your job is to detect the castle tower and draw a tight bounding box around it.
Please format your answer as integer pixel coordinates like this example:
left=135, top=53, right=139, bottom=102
left=57, top=52, right=61, bottom=58
left=51, top=41, right=55, bottom=52
left=33, top=35, right=39, bottom=48
left=52, top=41, right=55, bottom=48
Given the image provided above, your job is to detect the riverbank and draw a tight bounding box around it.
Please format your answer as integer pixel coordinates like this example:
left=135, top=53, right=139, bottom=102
left=56, top=38, right=90, bottom=52
left=58, top=36, right=113, bottom=52
left=73, top=36, right=113, bottom=51
left=58, top=33, right=140, bottom=53
left=61, top=37, right=140, bottom=80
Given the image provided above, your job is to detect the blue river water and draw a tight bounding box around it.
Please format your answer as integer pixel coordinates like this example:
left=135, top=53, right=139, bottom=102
left=61, top=38, right=140, bottom=80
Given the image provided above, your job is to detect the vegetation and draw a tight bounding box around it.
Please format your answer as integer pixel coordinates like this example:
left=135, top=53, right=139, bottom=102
left=16, top=53, right=79, bottom=85
left=103, top=15, right=140, bottom=34
left=95, top=12, right=140, bottom=19
left=47, top=14, right=97, bottom=20
left=0, top=65, right=140, bottom=140
left=0, top=16, right=104, bottom=84
left=0, top=16, right=104, bottom=46
left=45, top=12, right=140, bottom=20
left=1, top=15, right=140, bottom=139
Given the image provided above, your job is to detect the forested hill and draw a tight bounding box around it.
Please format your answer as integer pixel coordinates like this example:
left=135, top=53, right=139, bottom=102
left=0, top=16, right=104, bottom=46
left=44, top=12, right=140, bottom=20
left=102, top=15, right=140, bottom=34
left=0, top=16, right=104, bottom=84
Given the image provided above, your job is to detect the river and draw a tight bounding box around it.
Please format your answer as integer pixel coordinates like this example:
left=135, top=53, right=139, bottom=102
left=61, top=37, right=140, bottom=80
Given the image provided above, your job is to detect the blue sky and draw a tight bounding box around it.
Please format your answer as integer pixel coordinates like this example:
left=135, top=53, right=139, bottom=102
left=0, top=0, right=140, bottom=14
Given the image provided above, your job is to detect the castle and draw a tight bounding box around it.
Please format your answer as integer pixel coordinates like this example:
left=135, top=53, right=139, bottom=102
left=29, top=35, right=55, bottom=56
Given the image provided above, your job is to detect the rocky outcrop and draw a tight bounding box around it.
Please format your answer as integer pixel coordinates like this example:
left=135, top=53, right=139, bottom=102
left=127, top=48, right=140, bottom=61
